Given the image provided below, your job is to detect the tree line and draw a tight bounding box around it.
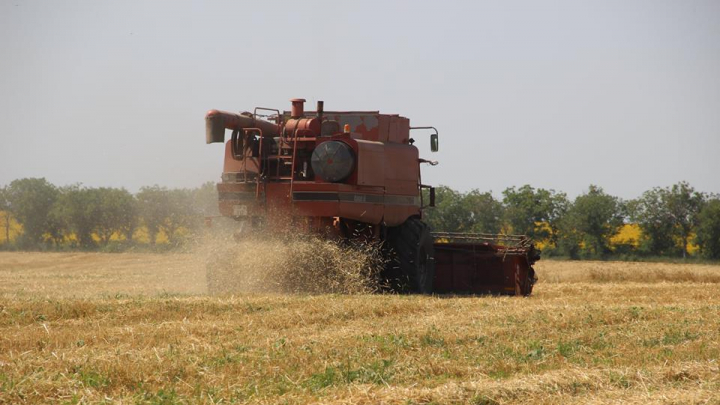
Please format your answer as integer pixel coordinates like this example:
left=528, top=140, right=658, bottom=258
left=423, top=182, right=720, bottom=260
left=1, top=178, right=719, bottom=260
left=0, top=178, right=218, bottom=250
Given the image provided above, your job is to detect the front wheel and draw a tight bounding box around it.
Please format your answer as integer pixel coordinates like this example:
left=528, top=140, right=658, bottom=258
left=385, top=218, right=435, bottom=294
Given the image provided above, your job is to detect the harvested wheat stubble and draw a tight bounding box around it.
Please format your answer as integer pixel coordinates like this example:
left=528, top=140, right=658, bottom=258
left=536, top=259, right=720, bottom=284
left=0, top=253, right=719, bottom=404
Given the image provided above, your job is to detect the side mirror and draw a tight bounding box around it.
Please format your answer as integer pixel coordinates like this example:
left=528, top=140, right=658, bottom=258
left=409, top=126, right=439, bottom=152
left=429, top=187, right=436, bottom=207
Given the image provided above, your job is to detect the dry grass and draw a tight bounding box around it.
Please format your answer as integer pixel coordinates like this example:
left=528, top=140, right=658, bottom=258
left=1, top=252, right=719, bottom=404
left=0, top=251, right=206, bottom=298
left=539, top=260, right=720, bottom=284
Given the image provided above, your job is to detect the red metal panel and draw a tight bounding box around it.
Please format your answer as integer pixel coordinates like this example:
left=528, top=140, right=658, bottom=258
left=387, top=115, right=410, bottom=144
left=384, top=143, right=420, bottom=195
left=323, top=113, right=382, bottom=141
left=294, top=201, right=340, bottom=218
left=356, top=140, right=385, bottom=187
left=433, top=243, right=536, bottom=296
left=377, top=114, right=390, bottom=143
left=338, top=201, right=384, bottom=224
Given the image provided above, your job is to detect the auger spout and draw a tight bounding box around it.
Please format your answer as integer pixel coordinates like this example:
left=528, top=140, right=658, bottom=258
left=205, top=109, right=280, bottom=144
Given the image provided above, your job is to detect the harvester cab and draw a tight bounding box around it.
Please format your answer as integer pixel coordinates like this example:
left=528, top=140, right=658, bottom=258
left=205, top=98, right=539, bottom=295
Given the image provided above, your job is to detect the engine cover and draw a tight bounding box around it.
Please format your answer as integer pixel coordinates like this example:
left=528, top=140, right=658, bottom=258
left=311, top=141, right=355, bottom=183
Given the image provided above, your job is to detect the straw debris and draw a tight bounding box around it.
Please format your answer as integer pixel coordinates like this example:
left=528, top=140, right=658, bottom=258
left=204, top=233, right=385, bottom=295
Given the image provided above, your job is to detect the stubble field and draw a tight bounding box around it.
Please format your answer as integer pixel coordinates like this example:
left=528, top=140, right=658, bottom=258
left=0, top=251, right=719, bottom=404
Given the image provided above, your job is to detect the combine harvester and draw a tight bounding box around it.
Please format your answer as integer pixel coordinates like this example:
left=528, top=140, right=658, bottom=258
left=204, top=99, right=539, bottom=295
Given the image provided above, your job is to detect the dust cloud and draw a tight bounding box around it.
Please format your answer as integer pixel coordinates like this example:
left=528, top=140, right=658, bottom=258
left=198, top=223, right=385, bottom=295
left=0, top=221, right=386, bottom=298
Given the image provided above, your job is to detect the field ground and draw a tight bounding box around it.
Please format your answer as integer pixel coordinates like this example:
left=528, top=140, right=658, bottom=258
left=1, top=252, right=719, bottom=404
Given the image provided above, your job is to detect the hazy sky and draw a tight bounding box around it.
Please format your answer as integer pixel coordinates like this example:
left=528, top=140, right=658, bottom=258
left=1, top=0, right=718, bottom=199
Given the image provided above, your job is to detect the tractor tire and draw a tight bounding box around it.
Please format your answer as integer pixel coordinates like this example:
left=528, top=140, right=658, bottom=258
left=385, top=218, right=435, bottom=294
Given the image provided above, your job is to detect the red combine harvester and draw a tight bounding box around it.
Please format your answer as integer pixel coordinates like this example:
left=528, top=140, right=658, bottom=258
left=205, top=99, right=539, bottom=295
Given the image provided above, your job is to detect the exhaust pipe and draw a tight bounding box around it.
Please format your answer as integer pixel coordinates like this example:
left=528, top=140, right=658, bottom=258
left=205, top=109, right=281, bottom=144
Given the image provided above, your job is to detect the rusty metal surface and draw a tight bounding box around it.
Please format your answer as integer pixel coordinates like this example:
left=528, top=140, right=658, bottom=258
left=207, top=100, right=430, bottom=229
left=290, top=98, right=306, bottom=118
left=432, top=233, right=539, bottom=296
left=284, top=117, right=321, bottom=137
left=205, top=98, right=541, bottom=295
left=205, top=109, right=280, bottom=143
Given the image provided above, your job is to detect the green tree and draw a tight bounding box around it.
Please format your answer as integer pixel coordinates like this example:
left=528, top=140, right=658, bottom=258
left=137, top=186, right=197, bottom=245
left=136, top=186, right=167, bottom=245
left=162, top=188, right=197, bottom=244
left=117, top=190, right=138, bottom=241
left=45, top=205, right=67, bottom=247
left=695, top=198, right=720, bottom=260
left=5, top=178, right=59, bottom=248
left=423, top=187, right=503, bottom=234
left=464, top=189, right=504, bottom=234
left=629, top=188, right=677, bottom=256
left=560, top=185, right=624, bottom=258
left=502, top=185, right=568, bottom=244
left=95, top=188, right=137, bottom=245
left=423, top=186, right=471, bottom=232
left=53, top=186, right=101, bottom=248
left=665, top=182, right=705, bottom=258
left=0, top=187, right=11, bottom=246
left=630, top=182, right=705, bottom=258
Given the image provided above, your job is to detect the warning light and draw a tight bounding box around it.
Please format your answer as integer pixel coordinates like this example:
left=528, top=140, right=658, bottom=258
left=343, top=124, right=350, bottom=133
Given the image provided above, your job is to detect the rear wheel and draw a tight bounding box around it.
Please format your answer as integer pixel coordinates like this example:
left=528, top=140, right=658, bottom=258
left=385, top=218, right=435, bottom=294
